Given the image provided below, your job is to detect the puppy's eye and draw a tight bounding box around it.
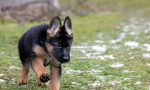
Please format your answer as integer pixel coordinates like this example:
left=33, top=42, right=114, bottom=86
left=54, top=42, right=61, bottom=47
left=54, top=42, right=59, bottom=46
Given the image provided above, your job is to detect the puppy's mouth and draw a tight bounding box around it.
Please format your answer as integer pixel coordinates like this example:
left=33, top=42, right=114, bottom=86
left=44, top=54, right=58, bottom=66
left=46, top=51, right=70, bottom=65
left=57, top=58, right=70, bottom=63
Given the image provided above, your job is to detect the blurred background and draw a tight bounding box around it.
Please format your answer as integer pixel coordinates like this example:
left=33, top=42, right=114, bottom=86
left=0, top=0, right=149, bottom=23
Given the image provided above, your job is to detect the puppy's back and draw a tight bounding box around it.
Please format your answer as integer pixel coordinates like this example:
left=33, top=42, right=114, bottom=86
left=18, top=24, right=49, bottom=65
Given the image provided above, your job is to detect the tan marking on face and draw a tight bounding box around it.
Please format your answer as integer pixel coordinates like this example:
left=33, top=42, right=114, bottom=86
left=46, top=44, right=53, bottom=53
left=47, top=34, right=52, bottom=40
left=33, top=45, right=46, bottom=58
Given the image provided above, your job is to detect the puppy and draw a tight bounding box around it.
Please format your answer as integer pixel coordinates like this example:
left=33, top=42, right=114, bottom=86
left=18, top=16, right=73, bottom=90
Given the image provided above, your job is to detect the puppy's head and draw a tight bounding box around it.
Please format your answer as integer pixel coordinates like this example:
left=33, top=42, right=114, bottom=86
left=46, top=16, right=73, bottom=63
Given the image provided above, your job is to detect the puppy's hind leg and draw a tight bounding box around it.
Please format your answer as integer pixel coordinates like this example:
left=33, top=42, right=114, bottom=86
left=19, top=64, right=29, bottom=86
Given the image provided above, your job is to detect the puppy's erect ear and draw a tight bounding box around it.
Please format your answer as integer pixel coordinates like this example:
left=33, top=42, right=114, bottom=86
left=47, top=16, right=61, bottom=37
left=64, top=16, right=72, bottom=36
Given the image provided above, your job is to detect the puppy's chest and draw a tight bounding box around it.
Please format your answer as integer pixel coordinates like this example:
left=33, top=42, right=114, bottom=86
left=32, top=45, right=53, bottom=66
left=44, top=54, right=53, bottom=66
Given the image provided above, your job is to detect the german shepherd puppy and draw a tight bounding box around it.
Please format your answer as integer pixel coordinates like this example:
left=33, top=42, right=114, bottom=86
left=18, top=16, right=73, bottom=90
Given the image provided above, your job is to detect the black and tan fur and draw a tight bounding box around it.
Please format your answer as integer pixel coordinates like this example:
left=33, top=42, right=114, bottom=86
left=18, top=16, right=73, bottom=90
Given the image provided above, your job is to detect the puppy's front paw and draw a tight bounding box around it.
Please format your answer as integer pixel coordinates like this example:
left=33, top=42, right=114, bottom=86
left=19, top=81, right=27, bottom=86
left=40, top=73, right=50, bottom=83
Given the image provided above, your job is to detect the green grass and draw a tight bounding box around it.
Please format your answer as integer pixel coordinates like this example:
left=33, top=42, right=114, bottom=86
left=0, top=0, right=150, bottom=90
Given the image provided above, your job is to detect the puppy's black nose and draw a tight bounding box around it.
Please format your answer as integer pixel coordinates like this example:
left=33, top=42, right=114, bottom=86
left=61, top=56, right=70, bottom=63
